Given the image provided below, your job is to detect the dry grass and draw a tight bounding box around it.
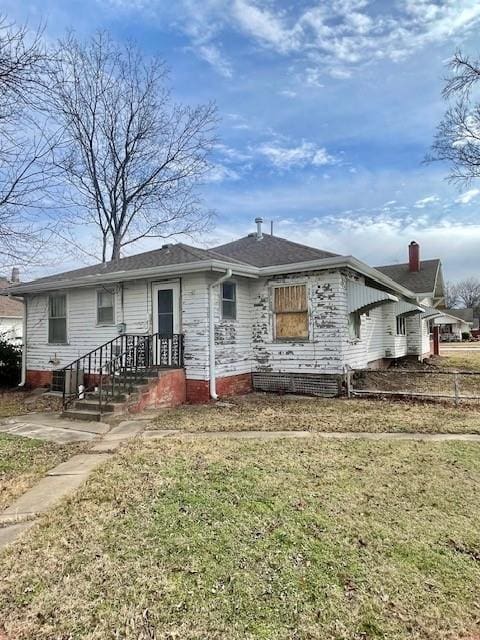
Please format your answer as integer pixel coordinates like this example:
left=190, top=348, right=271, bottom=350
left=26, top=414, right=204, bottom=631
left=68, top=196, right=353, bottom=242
left=0, top=435, right=85, bottom=511
left=436, top=349, right=480, bottom=372
left=150, top=393, right=480, bottom=434
left=1, top=437, right=480, bottom=639
left=0, top=390, right=62, bottom=418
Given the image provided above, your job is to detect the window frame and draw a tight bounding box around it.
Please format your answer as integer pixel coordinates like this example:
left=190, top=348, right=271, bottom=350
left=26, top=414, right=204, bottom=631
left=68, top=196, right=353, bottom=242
left=96, top=288, right=116, bottom=326
left=48, top=293, right=68, bottom=345
left=348, top=311, right=361, bottom=341
left=396, top=315, right=406, bottom=336
left=272, top=283, right=309, bottom=342
left=221, top=281, right=237, bottom=320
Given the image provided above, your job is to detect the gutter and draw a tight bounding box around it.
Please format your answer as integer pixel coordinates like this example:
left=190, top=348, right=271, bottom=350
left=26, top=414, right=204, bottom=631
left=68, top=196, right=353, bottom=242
left=208, top=268, right=232, bottom=400
left=18, top=299, right=27, bottom=387
left=4, top=260, right=258, bottom=295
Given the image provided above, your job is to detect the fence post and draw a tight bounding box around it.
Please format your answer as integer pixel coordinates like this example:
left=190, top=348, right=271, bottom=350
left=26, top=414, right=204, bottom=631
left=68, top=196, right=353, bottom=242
left=346, top=369, right=352, bottom=399
left=453, top=372, right=460, bottom=406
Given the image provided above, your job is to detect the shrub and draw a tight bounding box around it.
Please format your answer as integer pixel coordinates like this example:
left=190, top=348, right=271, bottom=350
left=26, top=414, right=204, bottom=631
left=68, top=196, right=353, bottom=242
left=0, top=339, right=21, bottom=387
left=462, top=332, right=471, bottom=341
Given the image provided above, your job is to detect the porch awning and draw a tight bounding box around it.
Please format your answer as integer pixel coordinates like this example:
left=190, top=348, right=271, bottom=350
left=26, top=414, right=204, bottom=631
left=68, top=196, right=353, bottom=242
left=420, top=306, right=443, bottom=320
left=347, top=281, right=398, bottom=313
left=393, top=301, right=424, bottom=317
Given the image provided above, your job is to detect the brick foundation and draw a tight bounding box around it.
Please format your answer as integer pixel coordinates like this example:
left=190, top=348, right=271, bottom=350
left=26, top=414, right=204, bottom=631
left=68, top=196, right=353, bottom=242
left=130, top=369, right=186, bottom=412
left=26, top=369, right=53, bottom=388
left=186, top=373, right=253, bottom=403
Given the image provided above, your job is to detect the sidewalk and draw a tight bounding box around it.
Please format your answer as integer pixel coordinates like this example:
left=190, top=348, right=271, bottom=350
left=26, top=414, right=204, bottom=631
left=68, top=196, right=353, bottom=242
left=0, top=418, right=147, bottom=550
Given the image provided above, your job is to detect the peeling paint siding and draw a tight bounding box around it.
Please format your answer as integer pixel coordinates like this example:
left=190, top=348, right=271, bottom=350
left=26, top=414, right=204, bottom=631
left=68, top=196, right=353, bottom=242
left=407, top=315, right=431, bottom=357
left=26, top=279, right=159, bottom=372
left=342, top=305, right=386, bottom=369
left=251, top=271, right=345, bottom=374
left=212, top=276, right=252, bottom=378
left=181, top=273, right=209, bottom=381
left=382, top=305, right=407, bottom=359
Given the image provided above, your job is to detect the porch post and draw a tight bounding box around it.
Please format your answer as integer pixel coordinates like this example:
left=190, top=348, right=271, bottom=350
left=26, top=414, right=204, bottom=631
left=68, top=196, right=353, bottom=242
left=433, top=325, right=440, bottom=356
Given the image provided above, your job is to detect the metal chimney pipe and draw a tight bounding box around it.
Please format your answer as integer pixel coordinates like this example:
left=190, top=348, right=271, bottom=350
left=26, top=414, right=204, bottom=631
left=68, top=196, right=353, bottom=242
left=255, top=217, right=263, bottom=240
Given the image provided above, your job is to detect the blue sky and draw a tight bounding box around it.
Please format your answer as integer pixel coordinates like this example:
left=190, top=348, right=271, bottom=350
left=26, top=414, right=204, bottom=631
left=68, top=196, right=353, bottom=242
left=5, top=0, right=480, bottom=280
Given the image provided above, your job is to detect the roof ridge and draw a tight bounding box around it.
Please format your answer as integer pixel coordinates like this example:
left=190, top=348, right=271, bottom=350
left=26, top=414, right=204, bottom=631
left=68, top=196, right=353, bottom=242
left=213, top=233, right=336, bottom=257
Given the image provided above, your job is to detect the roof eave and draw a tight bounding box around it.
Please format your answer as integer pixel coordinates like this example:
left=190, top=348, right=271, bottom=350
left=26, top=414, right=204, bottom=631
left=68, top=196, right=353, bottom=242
left=5, top=259, right=260, bottom=295
left=259, top=256, right=416, bottom=299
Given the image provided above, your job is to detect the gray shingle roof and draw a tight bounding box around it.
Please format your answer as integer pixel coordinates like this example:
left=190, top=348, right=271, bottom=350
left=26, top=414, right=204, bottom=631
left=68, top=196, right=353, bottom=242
left=16, top=243, right=249, bottom=288
left=444, top=308, right=474, bottom=322
left=212, top=234, right=339, bottom=267
left=0, top=277, right=23, bottom=316
left=375, top=259, right=441, bottom=295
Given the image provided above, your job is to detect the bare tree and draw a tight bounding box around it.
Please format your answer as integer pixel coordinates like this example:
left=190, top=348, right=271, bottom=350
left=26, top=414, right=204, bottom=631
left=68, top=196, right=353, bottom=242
left=48, top=32, right=217, bottom=262
left=0, top=18, right=57, bottom=268
left=428, top=51, right=480, bottom=183
left=453, top=277, right=480, bottom=309
left=443, top=281, right=459, bottom=308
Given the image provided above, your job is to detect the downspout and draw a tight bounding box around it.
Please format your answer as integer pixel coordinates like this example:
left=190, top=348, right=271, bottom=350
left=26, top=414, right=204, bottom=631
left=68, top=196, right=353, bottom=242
left=208, top=268, right=232, bottom=400
left=18, top=296, right=27, bottom=387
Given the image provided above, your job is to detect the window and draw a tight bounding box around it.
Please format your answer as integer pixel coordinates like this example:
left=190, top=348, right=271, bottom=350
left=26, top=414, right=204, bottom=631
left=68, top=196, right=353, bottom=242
left=97, top=289, right=115, bottom=325
left=274, top=284, right=308, bottom=340
left=222, top=282, right=236, bottom=320
left=348, top=311, right=361, bottom=340
left=48, top=294, right=67, bottom=344
left=396, top=316, right=406, bottom=336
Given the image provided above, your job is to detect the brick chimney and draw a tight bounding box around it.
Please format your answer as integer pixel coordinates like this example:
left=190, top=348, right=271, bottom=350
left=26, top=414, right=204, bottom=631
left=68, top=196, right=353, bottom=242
left=408, top=241, right=420, bottom=272
left=10, top=267, right=19, bottom=283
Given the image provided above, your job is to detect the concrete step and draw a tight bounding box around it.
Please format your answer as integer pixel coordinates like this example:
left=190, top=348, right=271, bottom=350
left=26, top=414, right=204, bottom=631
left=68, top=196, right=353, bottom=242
left=61, top=409, right=104, bottom=422
left=86, top=392, right=130, bottom=402
left=73, top=400, right=119, bottom=412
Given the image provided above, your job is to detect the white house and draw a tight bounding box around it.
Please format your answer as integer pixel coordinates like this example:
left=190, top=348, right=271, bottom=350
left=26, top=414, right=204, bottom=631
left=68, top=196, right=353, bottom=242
left=4, top=221, right=444, bottom=416
left=0, top=269, right=23, bottom=344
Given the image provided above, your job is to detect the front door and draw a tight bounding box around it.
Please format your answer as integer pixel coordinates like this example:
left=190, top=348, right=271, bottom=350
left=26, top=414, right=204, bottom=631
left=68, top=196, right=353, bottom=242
left=152, top=282, right=181, bottom=366
left=152, top=282, right=180, bottom=336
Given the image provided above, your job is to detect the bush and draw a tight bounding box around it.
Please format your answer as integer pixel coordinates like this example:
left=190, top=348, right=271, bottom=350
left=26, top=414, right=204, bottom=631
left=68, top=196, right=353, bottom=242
left=0, top=339, right=21, bottom=387
left=462, top=332, right=471, bottom=341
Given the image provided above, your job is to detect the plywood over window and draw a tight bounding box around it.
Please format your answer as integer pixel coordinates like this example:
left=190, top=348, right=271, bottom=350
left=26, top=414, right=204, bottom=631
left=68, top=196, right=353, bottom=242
left=274, top=285, right=308, bottom=340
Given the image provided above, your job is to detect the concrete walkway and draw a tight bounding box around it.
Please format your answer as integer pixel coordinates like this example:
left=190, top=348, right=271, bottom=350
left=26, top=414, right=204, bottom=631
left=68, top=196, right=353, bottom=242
left=0, top=418, right=147, bottom=550
left=0, top=412, right=109, bottom=443
left=145, top=429, right=480, bottom=442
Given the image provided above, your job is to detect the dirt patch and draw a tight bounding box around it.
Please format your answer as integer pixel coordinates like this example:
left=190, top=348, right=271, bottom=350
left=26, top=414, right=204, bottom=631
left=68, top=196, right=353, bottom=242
left=0, top=390, right=61, bottom=418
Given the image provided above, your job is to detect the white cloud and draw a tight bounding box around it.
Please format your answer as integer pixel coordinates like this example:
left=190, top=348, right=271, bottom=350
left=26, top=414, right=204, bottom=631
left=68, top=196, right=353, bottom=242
left=256, top=140, right=335, bottom=169
left=455, top=188, right=480, bottom=204
left=279, top=89, right=297, bottom=98
left=205, top=163, right=240, bottom=183
left=196, top=44, right=233, bottom=78
left=414, top=195, right=440, bottom=208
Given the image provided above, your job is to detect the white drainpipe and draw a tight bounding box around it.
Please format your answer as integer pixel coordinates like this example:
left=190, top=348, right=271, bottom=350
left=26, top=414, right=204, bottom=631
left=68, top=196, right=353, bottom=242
left=18, top=298, right=27, bottom=387
left=208, top=268, right=232, bottom=400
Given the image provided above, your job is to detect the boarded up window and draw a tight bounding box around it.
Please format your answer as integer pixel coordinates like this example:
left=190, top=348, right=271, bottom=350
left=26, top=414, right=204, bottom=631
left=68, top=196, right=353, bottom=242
left=274, top=285, right=308, bottom=340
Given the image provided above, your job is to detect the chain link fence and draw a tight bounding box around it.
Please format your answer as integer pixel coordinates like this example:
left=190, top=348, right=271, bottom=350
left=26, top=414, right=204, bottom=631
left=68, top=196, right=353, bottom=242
left=347, top=368, right=480, bottom=405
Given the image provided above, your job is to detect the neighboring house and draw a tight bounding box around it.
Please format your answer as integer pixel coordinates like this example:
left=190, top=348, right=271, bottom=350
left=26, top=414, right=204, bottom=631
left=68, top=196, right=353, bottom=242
left=5, top=221, right=444, bottom=405
left=435, top=308, right=473, bottom=340
left=0, top=269, right=23, bottom=344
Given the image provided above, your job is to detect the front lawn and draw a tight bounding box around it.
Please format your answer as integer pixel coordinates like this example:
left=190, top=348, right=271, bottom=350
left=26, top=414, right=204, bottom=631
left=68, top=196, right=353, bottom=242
left=0, top=434, right=84, bottom=511
left=436, top=349, right=480, bottom=372
left=1, top=437, right=479, bottom=639
left=151, top=394, right=480, bottom=433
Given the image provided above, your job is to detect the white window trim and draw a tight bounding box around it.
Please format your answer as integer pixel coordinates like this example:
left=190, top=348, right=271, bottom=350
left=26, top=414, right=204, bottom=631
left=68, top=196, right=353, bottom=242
left=396, top=315, right=407, bottom=336
left=96, top=287, right=116, bottom=326
left=348, top=311, right=361, bottom=341
left=272, top=282, right=310, bottom=342
left=221, top=280, right=237, bottom=321
left=48, top=292, right=69, bottom=345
